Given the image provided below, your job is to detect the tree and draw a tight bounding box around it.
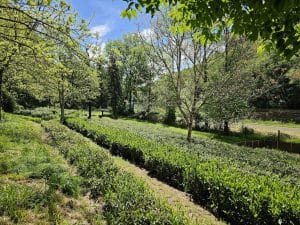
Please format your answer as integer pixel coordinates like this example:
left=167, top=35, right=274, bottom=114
left=203, top=34, right=269, bottom=132
left=123, top=0, right=300, bottom=58
left=136, top=56, right=157, bottom=116
left=0, top=0, right=81, bottom=50
left=143, top=11, right=217, bottom=141
left=107, top=53, right=123, bottom=118
left=105, top=34, right=153, bottom=115
left=2, top=45, right=56, bottom=109
left=0, top=0, right=88, bottom=120
left=250, top=53, right=300, bottom=109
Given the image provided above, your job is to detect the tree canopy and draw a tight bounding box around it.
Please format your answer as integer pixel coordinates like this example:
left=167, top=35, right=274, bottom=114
left=122, top=0, right=300, bottom=58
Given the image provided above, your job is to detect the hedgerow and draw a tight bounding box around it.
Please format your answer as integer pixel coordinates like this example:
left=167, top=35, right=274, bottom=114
left=43, top=120, right=191, bottom=225
left=65, top=117, right=300, bottom=225
left=97, top=117, right=300, bottom=184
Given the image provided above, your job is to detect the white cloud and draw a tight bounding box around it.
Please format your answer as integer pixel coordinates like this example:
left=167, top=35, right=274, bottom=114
left=90, top=24, right=111, bottom=37
left=140, top=28, right=153, bottom=42
left=87, top=42, right=107, bottom=60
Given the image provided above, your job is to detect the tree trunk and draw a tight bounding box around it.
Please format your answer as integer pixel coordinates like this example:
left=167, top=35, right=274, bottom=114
left=205, top=121, right=209, bottom=131
left=128, top=90, right=134, bottom=114
left=0, top=69, right=3, bottom=121
left=187, top=120, right=193, bottom=142
left=224, top=120, right=229, bottom=134
left=146, top=85, right=152, bottom=115
left=88, top=102, right=92, bottom=119
left=223, top=28, right=230, bottom=133
left=59, top=77, right=65, bottom=124
left=224, top=27, right=229, bottom=73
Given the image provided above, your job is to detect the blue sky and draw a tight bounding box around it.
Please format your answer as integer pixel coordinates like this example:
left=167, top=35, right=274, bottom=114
left=67, top=0, right=150, bottom=42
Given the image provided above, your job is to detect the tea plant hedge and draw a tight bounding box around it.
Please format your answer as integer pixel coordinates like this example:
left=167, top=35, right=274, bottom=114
left=43, top=120, right=191, bottom=225
left=97, top=117, right=300, bottom=184
left=65, top=117, right=300, bottom=225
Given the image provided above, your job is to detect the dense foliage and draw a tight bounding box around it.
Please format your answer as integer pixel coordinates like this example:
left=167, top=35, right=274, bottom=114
left=65, top=117, right=300, bottom=225
left=0, top=0, right=99, bottom=122
left=123, top=0, right=300, bottom=58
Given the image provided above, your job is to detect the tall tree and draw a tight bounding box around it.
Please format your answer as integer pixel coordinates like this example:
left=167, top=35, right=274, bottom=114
left=0, top=0, right=87, bottom=120
left=250, top=53, right=300, bottom=109
left=105, top=34, right=153, bottom=114
left=143, top=11, right=217, bottom=141
left=203, top=37, right=264, bottom=131
left=107, top=53, right=123, bottom=118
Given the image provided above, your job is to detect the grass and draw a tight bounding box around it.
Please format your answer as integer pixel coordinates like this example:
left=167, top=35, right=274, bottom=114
left=0, top=114, right=106, bottom=225
left=110, top=116, right=300, bottom=150
left=243, top=119, right=300, bottom=128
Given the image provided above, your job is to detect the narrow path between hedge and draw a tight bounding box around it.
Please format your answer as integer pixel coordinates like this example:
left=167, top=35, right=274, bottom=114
left=113, top=156, right=225, bottom=225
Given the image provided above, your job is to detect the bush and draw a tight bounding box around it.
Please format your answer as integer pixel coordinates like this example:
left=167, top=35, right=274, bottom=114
left=17, top=107, right=57, bottom=120
left=2, top=90, right=16, bottom=113
left=164, top=107, right=176, bottom=125
left=64, top=117, right=300, bottom=225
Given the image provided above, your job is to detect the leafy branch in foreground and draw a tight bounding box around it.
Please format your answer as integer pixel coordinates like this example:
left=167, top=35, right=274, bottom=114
left=123, top=0, right=300, bottom=58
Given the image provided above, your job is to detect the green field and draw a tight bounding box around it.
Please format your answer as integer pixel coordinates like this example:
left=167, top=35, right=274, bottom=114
left=16, top=108, right=300, bottom=144
left=91, top=116, right=300, bottom=182
left=243, top=119, right=300, bottom=129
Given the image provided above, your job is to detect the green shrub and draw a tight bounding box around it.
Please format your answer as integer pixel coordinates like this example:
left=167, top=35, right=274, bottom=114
left=17, top=107, right=57, bottom=120
left=2, top=90, right=16, bottom=113
left=64, top=117, right=300, bottom=225
left=164, top=107, right=176, bottom=125
left=0, top=184, right=43, bottom=223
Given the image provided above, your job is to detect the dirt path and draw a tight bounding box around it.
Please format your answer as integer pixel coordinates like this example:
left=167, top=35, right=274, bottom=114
left=232, top=123, right=300, bottom=138
left=113, top=157, right=226, bottom=225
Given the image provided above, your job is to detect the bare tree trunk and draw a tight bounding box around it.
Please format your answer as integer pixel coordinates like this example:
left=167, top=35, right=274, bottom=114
left=0, top=68, right=3, bottom=121
left=59, top=75, right=65, bottom=124
left=128, top=89, right=133, bottom=113
left=88, top=102, right=92, bottom=119
left=146, top=84, right=152, bottom=115
left=224, top=121, right=229, bottom=134
left=223, top=28, right=230, bottom=133
left=187, top=120, right=193, bottom=142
